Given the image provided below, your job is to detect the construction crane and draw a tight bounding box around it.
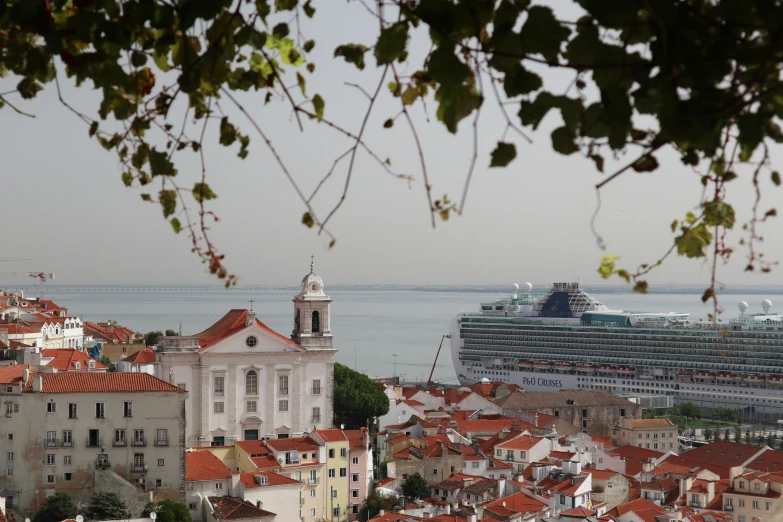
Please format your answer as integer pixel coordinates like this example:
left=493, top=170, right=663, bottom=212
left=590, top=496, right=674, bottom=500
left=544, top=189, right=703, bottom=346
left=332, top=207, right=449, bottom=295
left=427, top=334, right=451, bottom=386
left=0, top=272, right=55, bottom=301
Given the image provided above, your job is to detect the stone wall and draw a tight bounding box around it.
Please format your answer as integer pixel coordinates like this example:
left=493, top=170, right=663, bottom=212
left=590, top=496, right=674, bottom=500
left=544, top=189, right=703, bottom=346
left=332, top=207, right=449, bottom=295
left=94, top=470, right=153, bottom=516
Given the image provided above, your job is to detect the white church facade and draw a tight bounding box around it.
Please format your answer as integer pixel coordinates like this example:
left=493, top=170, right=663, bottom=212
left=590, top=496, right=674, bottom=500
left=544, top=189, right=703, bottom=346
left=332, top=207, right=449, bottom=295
left=156, top=264, right=336, bottom=446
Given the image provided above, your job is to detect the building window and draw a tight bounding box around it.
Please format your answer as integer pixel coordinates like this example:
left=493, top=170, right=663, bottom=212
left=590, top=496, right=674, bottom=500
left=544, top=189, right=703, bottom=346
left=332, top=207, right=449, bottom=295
left=519, top=451, right=526, bottom=459
left=739, top=499, right=745, bottom=508
left=5, top=469, right=11, bottom=476
left=187, top=482, right=194, bottom=491
left=97, top=454, right=108, bottom=465
left=333, top=507, right=340, bottom=517
left=332, top=490, right=338, bottom=499
left=115, top=430, right=126, bottom=444
left=95, top=402, right=105, bottom=418
left=340, top=448, right=347, bottom=457
left=352, top=473, right=359, bottom=482
left=560, top=495, right=566, bottom=504
left=753, top=501, right=759, bottom=509
left=64, top=472, right=72, bottom=481
left=754, top=482, right=760, bottom=491
left=64, top=456, right=72, bottom=465
left=245, top=335, right=258, bottom=348
left=46, top=475, right=55, bottom=484
left=312, top=407, right=321, bottom=423
left=46, top=454, right=55, bottom=465
left=189, top=504, right=196, bottom=510
left=352, top=490, right=359, bottom=498
left=124, top=401, right=132, bottom=417
left=329, top=469, right=335, bottom=478
left=68, top=403, right=77, bottom=418
left=246, top=370, right=258, bottom=395
left=133, top=453, right=144, bottom=470
left=312, top=311, right=320, bottom=333
left=62, top=430, right=72, bottom=446
left=6, top=452, right=13, bottom=461
left=134, top=429, right=145, bottom=444
left=312, top=379, right=321, bottom=395
left=340, top=468, right=347, bottom=477
left=6, top=434, right=11, bottom=441
left=215, top=483, right=223, bottom=491
left=47, top=402, right=56, bottom=413
left=214, top=376, right=225, bottom=396
left=739, top=481, right=745, bottom=489
left=310, top=489, right=316, bottom=498
left=310, top=509, right=316, bottom=516
left=155, top=478, right=162, bottom=488
left=177, top=383, right=186, bottom=390
left=279, top=400, right=289, bottom=412
left=767, top=502, right=773, bottom=510
left=156, top=429, right=168, bottom=446
left=247, top=401, right=257, bottom=413
left=46, top=431, right=57, bottom=447
left=329, top=449, right=335, bottom=459
left=279, top=375, right=289, bottom=396
left=620, top=408, right=626, bottom=416
left=158, top=458, right=165, bottom=466
left=214, top=402, right=224, bottom=413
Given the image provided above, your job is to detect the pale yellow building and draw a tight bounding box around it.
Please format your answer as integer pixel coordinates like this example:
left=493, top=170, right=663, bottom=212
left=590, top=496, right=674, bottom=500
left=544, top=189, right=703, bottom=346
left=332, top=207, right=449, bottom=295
left=311, top=429, right=351, bottom=522
left=612, top=417, right=677, bottom=451
left=723, top=471, right=782, bottom=521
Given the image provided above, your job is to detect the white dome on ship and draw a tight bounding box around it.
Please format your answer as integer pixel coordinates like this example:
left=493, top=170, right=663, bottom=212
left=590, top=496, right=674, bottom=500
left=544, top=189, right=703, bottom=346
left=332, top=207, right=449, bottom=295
left=524, top=282, right=532, bottom=293
left=738, top=301, right=749, bottom=312
left=762, top=299, right=773, bottom=312
left=513, top=283, right=520, bottom=292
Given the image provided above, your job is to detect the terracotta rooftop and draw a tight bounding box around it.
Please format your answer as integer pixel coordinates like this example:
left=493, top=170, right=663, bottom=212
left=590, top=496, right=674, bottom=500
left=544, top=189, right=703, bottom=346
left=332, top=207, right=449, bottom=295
left=495, top=433, right=545, bottom=451
left=42, top=349, right=107, bottom=372
left=23, top=372, right=184, bottom=393
left=238, top=470, right=301, bottom=488
left=250, top=456, right=281, bottom=470
left=121, top=348, right=157, bottom=364
left=481, top=492, right=546, bottom=517
left=344, top=429, right=368, bottom=450
left=681, top=441, right=763, bottom=469
left=607, top=445, right=664, bottom=476
left=265, top=436, right=320, bottom=453
left=560, top=506, right=596, bottom=517
left=606, top=498, right=666, bottom=520
left=208, top=496, right=275, bottom=520
left=195, top=309, right=302, bottom=351
left=186, top=450, right=233, bottom=481
left=314, top=428, right=347, bottom=442
left=0, top=364, right=29, bottom=385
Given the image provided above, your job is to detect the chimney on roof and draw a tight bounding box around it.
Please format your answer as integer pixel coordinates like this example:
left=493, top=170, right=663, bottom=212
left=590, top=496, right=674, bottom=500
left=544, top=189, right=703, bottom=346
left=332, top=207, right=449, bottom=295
left=32, top=375, right=43, bottom=393
left=0, top=328, right=7, bottom=346
left=246, top=310, right=256, bottom=327
left=22, top=368, right=30, bottom=384
left=707, top=480, right=715, bottom=501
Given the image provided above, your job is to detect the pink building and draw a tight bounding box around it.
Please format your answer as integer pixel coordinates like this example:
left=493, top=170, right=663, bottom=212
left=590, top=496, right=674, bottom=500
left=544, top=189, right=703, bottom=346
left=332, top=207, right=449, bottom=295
left=345, top=428, right=373, bottom=520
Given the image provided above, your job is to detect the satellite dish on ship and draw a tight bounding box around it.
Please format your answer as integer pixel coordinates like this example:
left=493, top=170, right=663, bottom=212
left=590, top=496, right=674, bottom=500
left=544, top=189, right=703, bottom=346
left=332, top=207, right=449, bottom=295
left=76, top=516, right=84, bottom=522
left=738, top=301, right=749, bottom=313
left=762, top=299, right=773, bottom=313
left=524, top=282, right=533, bottom=293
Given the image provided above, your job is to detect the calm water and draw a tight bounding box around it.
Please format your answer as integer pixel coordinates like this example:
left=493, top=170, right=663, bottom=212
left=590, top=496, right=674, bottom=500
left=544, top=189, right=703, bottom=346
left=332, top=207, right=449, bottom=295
left=27, top=287, right=783, bottom=384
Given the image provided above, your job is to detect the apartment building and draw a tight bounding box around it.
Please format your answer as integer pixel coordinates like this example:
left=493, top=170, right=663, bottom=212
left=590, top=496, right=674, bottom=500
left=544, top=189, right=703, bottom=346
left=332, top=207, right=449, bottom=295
left=722, top=471, right=783, bottom=521
left=0, top=368, right=185, bottom=515
left=491, top=432, right=552, bottom=473
left=612, top=417, right=678, bottom=451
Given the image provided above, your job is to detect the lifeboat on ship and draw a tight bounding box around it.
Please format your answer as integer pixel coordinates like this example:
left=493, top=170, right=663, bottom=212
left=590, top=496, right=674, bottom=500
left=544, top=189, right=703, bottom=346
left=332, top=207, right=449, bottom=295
left=599, top=365, right=617, bottom=374
left=617, top=366, right=635, bottom=375
left=534, top=360, right=552, bottom=370
left=517, top=359, right=534, bottom=369
left=743, top=374, right=764, bottom=383
left=576, top=363, right=595, bottom=373
left=716, top=372, right=732, bottom=381
left=555, top=362, right=574, bottom=371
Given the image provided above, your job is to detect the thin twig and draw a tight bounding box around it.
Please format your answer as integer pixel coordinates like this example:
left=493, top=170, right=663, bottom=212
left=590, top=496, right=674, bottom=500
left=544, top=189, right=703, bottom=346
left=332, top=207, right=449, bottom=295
left=345, top=82, right=373, bottom=102
left=457, top=58, right=485, bottom=216
left=0, top=95, right=35, bottom=118
left=256, top=46, right=304, bottom=132
left=308, top=149, right=352, bottom=204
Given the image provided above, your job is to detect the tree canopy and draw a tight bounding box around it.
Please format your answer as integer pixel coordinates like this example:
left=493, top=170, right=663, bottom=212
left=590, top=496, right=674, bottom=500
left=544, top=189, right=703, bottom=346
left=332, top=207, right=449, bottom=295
left=2, top=0, right=782, bottom=298
left=85, top=492, right=131, bottom=521
left=674, top=401, right=704, bottom=420
left=401, top=472, right=430, bottom=500
left=142, top=500, right=193, bottom=522
left=32, top=493, right=76, bottom=522
left=98, top=354, right=117, bottom=371
left=359, top=490, right=399, bottom=522
left=333, top=362, right=389, bottom=429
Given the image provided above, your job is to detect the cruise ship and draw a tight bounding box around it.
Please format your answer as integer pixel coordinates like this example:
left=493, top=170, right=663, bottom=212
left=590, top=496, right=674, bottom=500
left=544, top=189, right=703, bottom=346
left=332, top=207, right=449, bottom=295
left=450, top=282, right=783, bottom=419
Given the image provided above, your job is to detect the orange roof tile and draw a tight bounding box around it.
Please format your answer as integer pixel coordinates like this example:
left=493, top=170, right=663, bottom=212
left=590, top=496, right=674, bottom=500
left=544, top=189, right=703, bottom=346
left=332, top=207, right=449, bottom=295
left=238, top=471, right=301, bottom=488
left=235, top=439, right=273, bottom=456
left=251, top=456, right=280, bottom=469
left=195, top=309, right=302, bottom=351
left=186, top=451, right=233, bottom=481
left=607, top=446, right=664, bottom=476
left=42, top=349, right=107, bottom=371
left=481, top=492, right=546, bottom=516
left=121, top=348, right=157, bottom=363
left=314, top=428, right=347, bottom=442
left=681, top=441, right=763, bottom=469
left=0, top=323, right=38, bottom=334
left=344, top=429, right=368, bottom=450
left=265, top=436, right=320, bottom=453
left=495, top=433, right=545, bottom=451
left=560, top=506, right=596, bottom=517
left=209, top=496, right=275, bottom=519
left=23, top=372, right=184, bottom=393
left=0, top=364, right=29, bottom=385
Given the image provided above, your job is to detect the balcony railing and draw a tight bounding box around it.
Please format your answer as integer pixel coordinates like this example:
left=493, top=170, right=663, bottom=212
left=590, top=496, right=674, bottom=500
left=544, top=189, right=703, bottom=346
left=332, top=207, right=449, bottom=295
left=61, top=440, right=73, bottom=447
left=130, top=463, right=146, bottom=472
left=44, top=439, right=59, bottom=448
left=311, top=388, right=321, bottom=395
left=312, top=416, right=321, bottom=423
left=309, top=478, right=319, bottom=485
left=155, top=438, right=169, bottom=446
left=131, top=438, right=147, bottom=447
left=113, top=439, right=127, bottom=447
left=86, top=438, right=103, bottom=447
left=724, top=505, right=734, bottom=511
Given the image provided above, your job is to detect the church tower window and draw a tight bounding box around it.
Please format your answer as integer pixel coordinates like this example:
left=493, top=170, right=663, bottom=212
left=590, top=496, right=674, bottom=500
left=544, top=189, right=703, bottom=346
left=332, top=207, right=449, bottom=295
left=312, top=311, right=320, bottom=333
left=246, top=370, right=258, bottom=395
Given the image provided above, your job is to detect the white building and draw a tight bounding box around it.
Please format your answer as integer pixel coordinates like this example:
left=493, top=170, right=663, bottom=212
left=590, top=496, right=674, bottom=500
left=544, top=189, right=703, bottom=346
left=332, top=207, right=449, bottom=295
left=118, top=348, right=157, bottom=374
left=157, top=264, right=336, bottom=445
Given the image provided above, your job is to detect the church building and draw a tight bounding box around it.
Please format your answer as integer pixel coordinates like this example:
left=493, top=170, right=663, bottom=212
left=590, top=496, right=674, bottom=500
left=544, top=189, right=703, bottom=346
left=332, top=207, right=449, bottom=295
left=156, top=263, right=336, bottom=446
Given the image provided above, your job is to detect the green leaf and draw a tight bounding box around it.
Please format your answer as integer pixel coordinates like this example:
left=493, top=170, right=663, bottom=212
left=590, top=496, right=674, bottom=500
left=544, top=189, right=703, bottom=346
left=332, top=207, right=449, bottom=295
left=772, top=171, right=781, bottom=186
left=296, top=72, right=306, bottom=95
left=374, top=22, right=409, bottom=66
left=140, top=194, right=152, bottom=202
left=306, top=63, right=315, bottom=73
left=703, top=200, right=736, bottom=228
left=737, top=113, right=764, bottom=161
left=334, top=44, right=370, bottom=70
left=427, top=46, right=470, bottom=85
left=589, top=154, right=604, bottom=172
left=633, top=280, right=649, bottom=294
left=89, top=121, right=99, bottom=137
left=675, top=224, right=713, bottom=258
left=219, top=116, right=237, bottom=146
left=302, top=212, right=315, bottom=228
left=597, top=254, right=619, bottom=279
left=383, top=119, right=394, bottom=129
left=130, top=51, right=147, bottom=67
left=551, top=126, right=579, bottom=155
left=273, top=23, right=289, bottom=39
left=159, top=190, right=177, bottom=218
left=275, top=0, right=297, bottom=11
left=519, top=6, right=571, bottom=62
left=685, top=211, right=697, bottom=225
left=503, top=66, right=542, bottom=97
left=16, top=77, right=43, bottom=99
left=170, top=218, right=182, bottom=234
left=303, top=40, right=315, bottom=53
left=671, top=219, right=678, bottom=233
left=632, top=155, right=659, bottom=172
left=312, top=94, right=325, bottom=121
left=434, top=85, right=483, bottom=134
left=149, top=149, right=177, bottom=177
left=489, top=142, right=517, bottom=167
left=303, top=0, right=315, bottom=17
left=121, top=172, right=133, bottom=187
left=192, top=182, right=217, bottom=203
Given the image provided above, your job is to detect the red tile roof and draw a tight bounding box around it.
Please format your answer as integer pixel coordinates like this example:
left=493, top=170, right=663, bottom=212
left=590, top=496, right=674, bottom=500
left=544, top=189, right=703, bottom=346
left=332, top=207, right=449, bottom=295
left=537, top=474, right=590, bottom=496
left=607, top=445, right=664, bottom=476
left=653, top=454, right=730, bottom=479
left=560, top=506, right=596, bottom=517
left=743, top=447, right=783, bottom=472
left=186, top=451, right=233, bottom=481
left=23, top=372, right=184, bottom=393
left=42, top=349, right=107, bottom=371
left=195, top=309, right=302, bottom=351
left=0, top=364, right=29, bottom=385
left=495, top=433, right=545, bottom=451
left=376, top=477, right=394, bottom=488
left=681, top=441, right=763, bottom=469
left=481, top=492, right=546, bottom=517
left=548, top=451, right=577, bottom=461
left=344, top=429, right=368, bottom=450
left=0, top=323, right=38, bottom=334
left=265, top=436, right=320, bottom=453
left=209, top=496, right=275, bottom=519
left=251, top=456, right=281, bottom=470
left=235, top=440, right=273, bottom=456
left=606, top=498, right=666, bottom=519
left=314, top=428, right=347, bottom=442
left=121, top=348, right=156, bottom=363
left=238, top=471, right=301, bottom=488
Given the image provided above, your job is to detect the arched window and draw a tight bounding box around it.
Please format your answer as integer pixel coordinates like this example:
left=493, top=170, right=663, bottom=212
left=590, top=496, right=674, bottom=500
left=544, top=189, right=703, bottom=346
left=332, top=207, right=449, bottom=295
left=312, top=311, right=320, bottom=333
left=246, top=370, right=258, bottom=395
left=294, top=309, right=300, bottom=332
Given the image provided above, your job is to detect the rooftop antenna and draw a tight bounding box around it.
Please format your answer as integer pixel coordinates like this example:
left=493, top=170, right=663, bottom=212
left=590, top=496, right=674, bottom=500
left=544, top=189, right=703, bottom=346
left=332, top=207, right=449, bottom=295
left=310, top=254, right=315, bottom=273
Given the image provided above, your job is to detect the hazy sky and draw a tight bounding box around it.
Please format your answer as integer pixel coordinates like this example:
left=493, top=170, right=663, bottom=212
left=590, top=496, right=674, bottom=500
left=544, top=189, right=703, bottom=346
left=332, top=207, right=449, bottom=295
left=1, top=2, right=781, bottom=288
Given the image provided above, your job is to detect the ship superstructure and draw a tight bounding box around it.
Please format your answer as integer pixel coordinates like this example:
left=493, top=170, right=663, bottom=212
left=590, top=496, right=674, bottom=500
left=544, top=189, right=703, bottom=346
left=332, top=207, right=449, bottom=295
left=450, top=283, right=783, bottom=418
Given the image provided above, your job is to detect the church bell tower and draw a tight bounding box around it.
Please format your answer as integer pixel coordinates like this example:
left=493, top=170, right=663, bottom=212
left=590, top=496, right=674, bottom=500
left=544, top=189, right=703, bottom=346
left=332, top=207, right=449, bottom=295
left=292, top=257, right=332, bottom=350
